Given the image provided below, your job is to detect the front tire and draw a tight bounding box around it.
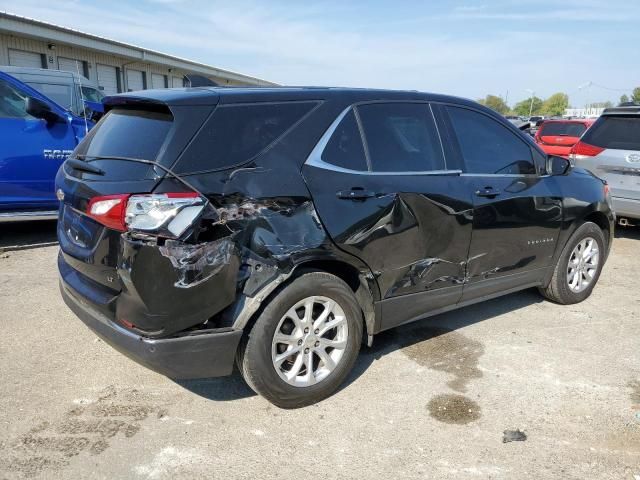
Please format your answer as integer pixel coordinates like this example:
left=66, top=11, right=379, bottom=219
left=539, top=221, right=606, bottom=304
left=237, top=271, right=363, bottom=408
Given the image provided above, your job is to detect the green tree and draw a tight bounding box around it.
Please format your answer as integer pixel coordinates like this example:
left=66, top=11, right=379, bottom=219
left=477, top=94, right=509, bottom=114
left=632, top=87, right=640, bottom=103
left=620, top=94, right=629, bottom=104
left=513, top=96, right=543, bottom=116
left=541, top=92, right=569, bottom=116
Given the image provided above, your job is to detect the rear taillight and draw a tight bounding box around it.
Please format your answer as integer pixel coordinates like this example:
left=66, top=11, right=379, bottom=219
left=569, top=141, right=604, bottom=161
left=87, top=192, right=204, bottom=238
left=125, top=193, right=204, bottom=237
left=87, top=194, right=130, bottom=232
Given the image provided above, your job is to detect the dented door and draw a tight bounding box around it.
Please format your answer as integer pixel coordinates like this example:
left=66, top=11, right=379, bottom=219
left=302, top=102, right=474, bottom=331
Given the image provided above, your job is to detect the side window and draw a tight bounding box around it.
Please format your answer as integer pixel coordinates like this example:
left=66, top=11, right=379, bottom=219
left=27, top=83, right=73, bottom=111
left=177, top=101, right=317, bottom=173
left=447, top=106, right=535, bottom=175
left=356, top=103, right=445, bottom=172
left=0, top=78, right=33, bottom=119
left=321, top=110, right=368, bottom=171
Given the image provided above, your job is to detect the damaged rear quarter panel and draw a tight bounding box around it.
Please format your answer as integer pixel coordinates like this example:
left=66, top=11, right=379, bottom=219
left=139, top=101, right=377, bottom=335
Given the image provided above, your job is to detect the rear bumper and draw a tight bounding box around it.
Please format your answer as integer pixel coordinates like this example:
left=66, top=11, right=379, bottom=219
left=612, top=196, right=640, bottom=220
left=0, top=210, right=58, bottom=222
left=60, top=279, right=243, bottom=379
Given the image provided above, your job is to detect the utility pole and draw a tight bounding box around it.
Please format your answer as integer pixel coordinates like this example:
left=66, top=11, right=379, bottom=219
left=525, top=89, right=535, bottom=117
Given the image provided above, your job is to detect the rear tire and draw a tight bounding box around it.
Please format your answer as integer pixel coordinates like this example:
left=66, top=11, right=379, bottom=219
left=539, top=221, right=606, bottom=304
left=237, top=271, right=363, bottom=408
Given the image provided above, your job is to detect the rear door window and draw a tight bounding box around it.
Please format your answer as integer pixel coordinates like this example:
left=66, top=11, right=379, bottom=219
left=356, top=102, right=445, bottom=172
left=176, top=101, right=317, bottom=173
left=447, top=106, right=535, bottom=175
left=581, top=116, right=640, bottom=150
left=75, top=109, right=172, bottom=160
left=321, top=110, right=368, bottom=171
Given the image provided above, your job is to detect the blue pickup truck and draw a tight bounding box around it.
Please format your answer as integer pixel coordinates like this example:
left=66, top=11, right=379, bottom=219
left=0, top=70, right=98, bottom=221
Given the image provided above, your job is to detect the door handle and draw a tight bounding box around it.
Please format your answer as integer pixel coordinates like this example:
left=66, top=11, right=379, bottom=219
left=475, top=187, right=501, bottom=198
left=336, top=188, right=377, bottom=200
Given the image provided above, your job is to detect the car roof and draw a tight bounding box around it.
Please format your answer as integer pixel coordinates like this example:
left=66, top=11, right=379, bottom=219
left=0, top=66, right=96, bottom=86
left=104, top=86, right=482, bottom=109
left=602, top=105, right=640, bottom=116
left=541, top=119, right=594, bottom=124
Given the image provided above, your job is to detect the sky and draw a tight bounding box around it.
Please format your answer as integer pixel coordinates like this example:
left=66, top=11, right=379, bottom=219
left=2, top=0, right=638, bottom=107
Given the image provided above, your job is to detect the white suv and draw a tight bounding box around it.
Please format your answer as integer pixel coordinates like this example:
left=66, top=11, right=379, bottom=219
left=570, top=105, right=640, bottom=224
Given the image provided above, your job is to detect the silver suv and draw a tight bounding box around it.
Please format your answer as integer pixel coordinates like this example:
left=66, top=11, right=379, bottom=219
left=570, top=105, right=640, bottom=224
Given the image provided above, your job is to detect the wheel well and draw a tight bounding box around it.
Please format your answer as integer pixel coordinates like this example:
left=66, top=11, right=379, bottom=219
left=236, top=259, right=369, bottom=335
left=583, top=211, right=610, bottom=244
left=294, top=259, right=361, bottom=292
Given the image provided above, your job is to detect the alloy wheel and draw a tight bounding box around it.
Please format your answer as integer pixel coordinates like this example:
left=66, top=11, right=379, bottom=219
left=567, top=237, right=599, bottom=293
left=271, top=295, right=349, bottom=387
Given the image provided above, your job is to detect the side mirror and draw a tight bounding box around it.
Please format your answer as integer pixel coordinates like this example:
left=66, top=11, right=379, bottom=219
left=25, top=97, right=63, bottom=124
left=547, top=155, right=571, bottom=176
left=83, top=99, right=104, bottom=122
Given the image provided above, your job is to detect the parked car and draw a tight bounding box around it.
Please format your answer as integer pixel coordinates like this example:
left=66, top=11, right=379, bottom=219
left=528, top=115, right=545, bottom=134
left=570, top=105, right=640, bottom=224
left=535, top=119, right=595, bottom=157
left=0, top=66, right=104, bottom=118
left=0, top=71, right=95, bottom=221
left=57, top=87, right=614, bottom=408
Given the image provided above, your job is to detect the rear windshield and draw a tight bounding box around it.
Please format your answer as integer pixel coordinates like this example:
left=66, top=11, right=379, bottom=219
left=75, top=108, right=172, bottom=160
left=539, top=122, right=587, bottom=137
left=175, top=101, right=317, bottom=173
left=581, top=115, right=640, bottom=151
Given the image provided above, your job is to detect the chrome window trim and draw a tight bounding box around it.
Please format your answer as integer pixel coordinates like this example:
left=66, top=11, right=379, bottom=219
left=306, top=104, right=461, bottom=176
left=428, top=103, right=448, bottom=170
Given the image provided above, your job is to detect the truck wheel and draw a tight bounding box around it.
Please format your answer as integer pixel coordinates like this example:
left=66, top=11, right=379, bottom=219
left=539, top=221, right=606, bottom=305
left=237, top=271, right=363, bottom=409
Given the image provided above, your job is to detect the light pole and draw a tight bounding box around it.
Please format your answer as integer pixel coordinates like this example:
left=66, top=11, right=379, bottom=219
left=525, top=89, right=535, bottom=118
left=578, top=81, right=592, bottom=116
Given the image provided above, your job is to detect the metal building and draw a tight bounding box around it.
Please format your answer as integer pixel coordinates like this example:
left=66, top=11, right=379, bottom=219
left=0, top=11, right=276, bottom=94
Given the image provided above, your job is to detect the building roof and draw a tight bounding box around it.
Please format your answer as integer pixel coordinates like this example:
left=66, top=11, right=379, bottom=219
left=0, top=11, right=277, bottom=86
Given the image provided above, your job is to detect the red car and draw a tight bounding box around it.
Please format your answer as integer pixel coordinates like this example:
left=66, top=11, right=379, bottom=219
left=534, top=119, right=595, bottom=157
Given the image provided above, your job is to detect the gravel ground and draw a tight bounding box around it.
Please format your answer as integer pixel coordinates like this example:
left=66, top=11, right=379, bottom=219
left=0, top=225, right=639, bottom=479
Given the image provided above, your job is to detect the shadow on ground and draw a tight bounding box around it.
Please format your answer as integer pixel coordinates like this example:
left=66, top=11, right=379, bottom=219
left=179, top=288, right=544, bottom=403
left=0, top=220, right=58, bottom=250
left=614, top=224, right=640, bottom=240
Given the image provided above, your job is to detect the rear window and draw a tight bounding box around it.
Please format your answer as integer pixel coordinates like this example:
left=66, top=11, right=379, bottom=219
left=75, top=109, right=172, bottom=160
left=357, top=102, right=445, bottom=172
left=539, top=122, right=587, bottom=137
left=176, top=101, right=317, bottom=173
left=581, top=115, right=640, bottom=150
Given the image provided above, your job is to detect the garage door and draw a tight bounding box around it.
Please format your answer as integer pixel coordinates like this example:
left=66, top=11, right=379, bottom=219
left=126, top=69, right=145, bottom=92
left=97, top=64, right=119, bottom=95
left=151, top=73, right=166, bottom=89
left=172, top=76, right=184, bottom=88
left=57, top=57, right=85, bottom=76
left=8, top=49, right=44, bottom=68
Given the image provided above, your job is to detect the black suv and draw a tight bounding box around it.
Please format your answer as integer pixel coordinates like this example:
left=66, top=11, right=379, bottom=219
left=57, top=87, right=614, bottom=408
